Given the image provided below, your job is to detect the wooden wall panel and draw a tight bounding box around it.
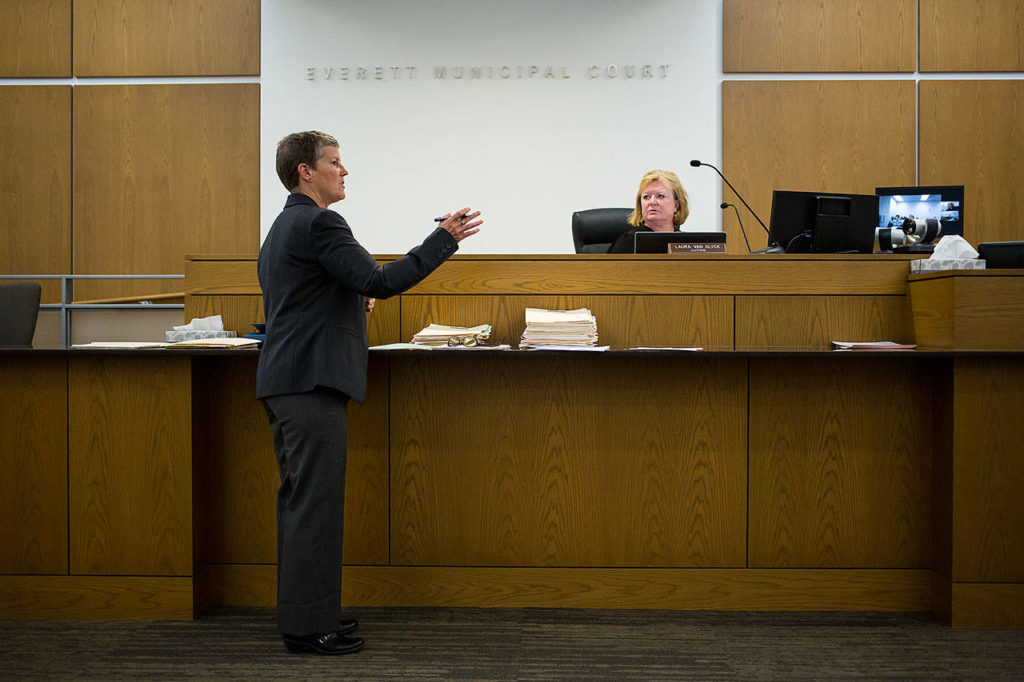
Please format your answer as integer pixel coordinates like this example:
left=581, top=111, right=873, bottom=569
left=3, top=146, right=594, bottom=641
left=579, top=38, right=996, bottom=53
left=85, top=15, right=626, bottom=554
left=950, top=276, right=1024, bottom=350
left=343, top=566, right=931, bottom=612
left=952, top=584, right=1024, bottom=628
left=192, top=356, right=391, bottom=567
left=400, top=294, right=734, bottom=349
left=930, top=365, right=955, bottom=622
left=920, top=81, right=1024, bottom=245
left=68, top=355, right=192, bottom=576
left=391, top=355, right=747, bottom=568
left=0, top=357, right=68, bottom=574
left=185, top=295, right=263, bottom=338
left=921, top=0, right=1024, bottom=72
left=186, top=293, right=400, bottom=345
left=0, top=1, right=71, bottom=77
left=952, top=359, right=1024, bottom=583
left=200, top=564, right=276, bottom=607
left=0, top=86, right=71, bottom=303
left=345, top=359, right=392, bottom=565
left=73, top=85, right=260, bottom=301
left=949, top=275, right=1024, bottom=350
left=203, top=564, right=933, bottom=613
left=910, top=273, right=1024, bottom=350
left=185, top=255, right=916, bottom=296
left=192, top=357, right=275, bottom=567
left=735, top=295, right=911, bottom=348
left=0, top=576, right=193, bottom=620
left=723, top=81, right=916, bottom=250
left=908, top=276, right=955, bottom=349
left=723, top=0, right=916, bottom=73
left=185, top=257, right=260, bottom=295
left=74, top=0, right=259, bottom=76
left=749, top=358, right=933, bottom=568
left=410, top=257, right=917, bottom=296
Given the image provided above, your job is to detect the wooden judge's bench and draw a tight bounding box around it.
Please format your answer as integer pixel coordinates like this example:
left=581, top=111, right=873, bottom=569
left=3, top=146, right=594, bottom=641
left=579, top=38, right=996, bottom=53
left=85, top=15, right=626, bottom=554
left=2, top=255, right=1022, bottom=627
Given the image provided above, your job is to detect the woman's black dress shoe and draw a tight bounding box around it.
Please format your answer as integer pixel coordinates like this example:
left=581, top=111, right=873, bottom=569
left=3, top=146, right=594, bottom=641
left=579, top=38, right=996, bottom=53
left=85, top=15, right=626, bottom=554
left=282, top=630, right=364, bottom=655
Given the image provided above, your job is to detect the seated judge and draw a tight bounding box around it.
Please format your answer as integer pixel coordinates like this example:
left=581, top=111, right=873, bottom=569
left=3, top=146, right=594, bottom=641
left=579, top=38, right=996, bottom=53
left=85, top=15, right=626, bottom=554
left=607, top=169, right=689, bottom=254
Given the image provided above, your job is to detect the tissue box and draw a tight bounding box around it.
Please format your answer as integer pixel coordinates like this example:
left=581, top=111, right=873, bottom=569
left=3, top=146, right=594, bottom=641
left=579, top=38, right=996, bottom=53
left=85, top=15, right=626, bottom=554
left=165, top=330, right=238, bottom=343
left=909, top=258, right=986, bottom=273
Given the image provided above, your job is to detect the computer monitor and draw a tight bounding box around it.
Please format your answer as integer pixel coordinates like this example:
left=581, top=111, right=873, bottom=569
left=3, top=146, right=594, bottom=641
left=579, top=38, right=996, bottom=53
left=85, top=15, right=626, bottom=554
left=875, top=185, right=964, bottom=239
left=633, top=231, right=727, bottom=254
left=768, top=190, right=879, bottom=254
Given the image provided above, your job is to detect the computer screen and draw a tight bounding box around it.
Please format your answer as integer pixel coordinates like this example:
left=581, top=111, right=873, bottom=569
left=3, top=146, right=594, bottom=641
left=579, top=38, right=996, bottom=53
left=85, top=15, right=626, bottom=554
left=768, top=191, right=879, bottom=254
left=875, top=185, right=964, bottom=238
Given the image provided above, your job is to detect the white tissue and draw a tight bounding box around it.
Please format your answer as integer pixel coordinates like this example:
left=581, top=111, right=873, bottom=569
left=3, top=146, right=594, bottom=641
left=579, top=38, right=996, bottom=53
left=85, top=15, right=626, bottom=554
left=173, top=314, right=225, bottom=332
left=930, top=235, right=979, bottom=260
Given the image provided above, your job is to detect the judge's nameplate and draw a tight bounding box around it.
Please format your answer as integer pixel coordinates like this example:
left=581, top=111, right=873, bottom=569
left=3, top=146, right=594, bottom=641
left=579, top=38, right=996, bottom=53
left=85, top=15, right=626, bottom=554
left=668, top=242, right=726, bottom=254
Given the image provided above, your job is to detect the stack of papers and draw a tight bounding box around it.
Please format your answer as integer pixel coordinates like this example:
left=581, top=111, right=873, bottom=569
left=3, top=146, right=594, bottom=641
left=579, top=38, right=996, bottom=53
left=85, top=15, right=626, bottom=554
left=73, top=338, right=260, bottom=349
left=411, top=323, right=491, bottom=347
left=520, top=308, right=599, bottom=349
left=832, top=341, right=917, bottom=350
left=170, top=337, right=260, bottom=348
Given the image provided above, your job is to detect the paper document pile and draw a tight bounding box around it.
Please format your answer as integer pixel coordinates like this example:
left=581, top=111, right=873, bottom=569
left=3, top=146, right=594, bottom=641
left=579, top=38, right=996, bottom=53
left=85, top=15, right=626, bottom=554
left=832, top=340, right=917, bottom=350
left=73, top=337, right=259, bottom=349
left=519, top=308, right=599, bottom=349
left=411, top=323, right=492, bottom=347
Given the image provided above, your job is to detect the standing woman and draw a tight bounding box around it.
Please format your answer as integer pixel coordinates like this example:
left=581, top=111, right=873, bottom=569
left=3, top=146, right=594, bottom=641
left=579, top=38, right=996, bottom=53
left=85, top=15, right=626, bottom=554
left=607, top=169, right=689, bottom=253
left=257, top=131, right=482, bottom=655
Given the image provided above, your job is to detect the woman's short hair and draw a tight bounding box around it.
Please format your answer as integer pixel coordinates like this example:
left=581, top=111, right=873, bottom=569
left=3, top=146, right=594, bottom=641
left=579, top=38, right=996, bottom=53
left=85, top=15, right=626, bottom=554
left=276, top=131, right=339, bottom=191
left=627, top=169, right=689, bottom=227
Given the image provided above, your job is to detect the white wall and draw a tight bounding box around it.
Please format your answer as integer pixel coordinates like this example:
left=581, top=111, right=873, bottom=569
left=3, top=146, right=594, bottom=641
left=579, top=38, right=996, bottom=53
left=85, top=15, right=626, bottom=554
left=261, top=0, right=722, bottom=253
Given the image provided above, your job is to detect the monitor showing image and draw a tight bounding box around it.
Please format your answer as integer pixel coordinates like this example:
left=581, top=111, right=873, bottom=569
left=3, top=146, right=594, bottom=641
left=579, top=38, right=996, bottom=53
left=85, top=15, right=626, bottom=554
left=875, top=185, right=964, bottom=238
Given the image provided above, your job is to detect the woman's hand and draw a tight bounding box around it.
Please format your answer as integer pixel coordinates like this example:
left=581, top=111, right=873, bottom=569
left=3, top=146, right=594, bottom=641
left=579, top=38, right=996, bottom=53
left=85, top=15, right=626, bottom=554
left=365, top=297, right=375, bottom=313
left=438, top=208, right=483, bottom=242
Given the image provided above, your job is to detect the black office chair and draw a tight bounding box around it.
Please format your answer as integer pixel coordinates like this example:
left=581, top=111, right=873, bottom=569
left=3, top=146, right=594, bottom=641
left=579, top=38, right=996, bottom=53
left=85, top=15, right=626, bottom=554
left=571, top=208, right=632, bottom=254
left=0, top=282, right=42, bottom=347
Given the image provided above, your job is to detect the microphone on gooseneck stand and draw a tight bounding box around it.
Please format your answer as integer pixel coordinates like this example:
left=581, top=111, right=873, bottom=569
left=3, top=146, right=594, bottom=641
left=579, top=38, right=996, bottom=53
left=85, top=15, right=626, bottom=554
left=690, top=159, right=777, bottom=250
left=721, top=202, right=751, bottom=253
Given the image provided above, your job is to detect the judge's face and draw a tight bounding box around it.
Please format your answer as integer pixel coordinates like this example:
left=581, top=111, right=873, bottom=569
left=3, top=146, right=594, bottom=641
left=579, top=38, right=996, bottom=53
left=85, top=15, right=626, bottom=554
left=640, top=181, right=678, bottom=230
left=303, top=145, right=348, bottom=206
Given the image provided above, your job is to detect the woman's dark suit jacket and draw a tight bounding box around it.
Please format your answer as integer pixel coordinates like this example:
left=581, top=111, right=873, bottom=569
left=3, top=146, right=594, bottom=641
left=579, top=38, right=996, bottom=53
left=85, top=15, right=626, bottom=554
left=256, top=193, right=457, bottom=402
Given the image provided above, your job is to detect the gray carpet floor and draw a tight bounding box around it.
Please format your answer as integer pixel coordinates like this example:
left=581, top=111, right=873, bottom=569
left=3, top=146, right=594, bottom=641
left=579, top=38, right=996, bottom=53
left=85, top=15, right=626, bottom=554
left=2, top=607, right=1023, bottom=680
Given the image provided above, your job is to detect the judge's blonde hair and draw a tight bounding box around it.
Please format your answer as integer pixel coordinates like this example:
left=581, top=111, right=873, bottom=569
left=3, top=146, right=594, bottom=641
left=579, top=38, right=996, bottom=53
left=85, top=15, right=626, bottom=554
left=627, top=169, right=689, bottom=227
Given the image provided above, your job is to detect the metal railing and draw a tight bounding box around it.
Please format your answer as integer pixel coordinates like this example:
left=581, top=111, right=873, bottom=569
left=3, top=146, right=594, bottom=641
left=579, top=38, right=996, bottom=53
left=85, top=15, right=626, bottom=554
left=2, top=274, right=185, bottom=348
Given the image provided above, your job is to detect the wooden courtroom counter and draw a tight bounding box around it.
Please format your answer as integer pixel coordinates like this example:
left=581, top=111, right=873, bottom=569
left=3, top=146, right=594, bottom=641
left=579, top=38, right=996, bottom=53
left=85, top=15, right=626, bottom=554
left=1, top=255, right=1021, bottom=628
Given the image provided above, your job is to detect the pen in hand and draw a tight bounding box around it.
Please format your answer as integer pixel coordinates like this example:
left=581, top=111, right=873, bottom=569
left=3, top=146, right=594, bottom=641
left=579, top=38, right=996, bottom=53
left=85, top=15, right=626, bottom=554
left=434, top=208, right=483, bottom=242
left=434, top=211, right=476, bottom=222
